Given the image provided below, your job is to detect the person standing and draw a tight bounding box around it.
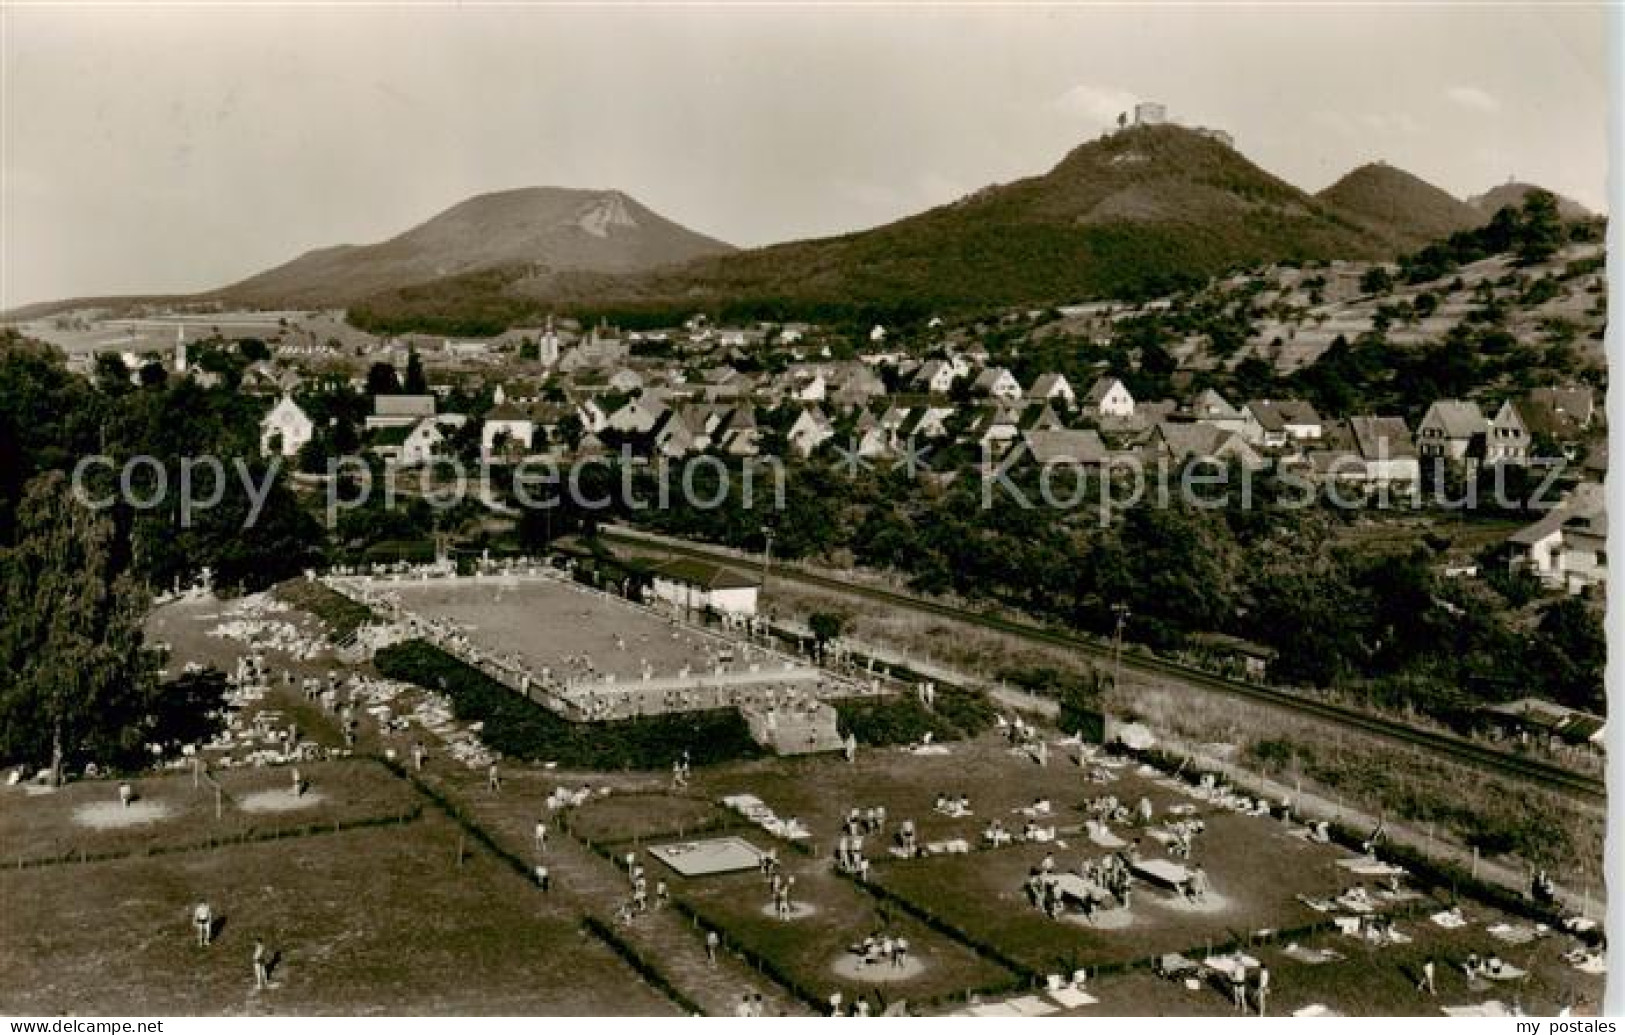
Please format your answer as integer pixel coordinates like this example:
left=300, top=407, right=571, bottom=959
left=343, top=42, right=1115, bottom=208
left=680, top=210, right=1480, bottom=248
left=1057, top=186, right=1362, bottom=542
left=193, top=901, right=213, bottom=947
left=1256, top=965, right=1271, bottom=1017
left=1230, top=963, right=1247, bottom=1011
left=1418, top=958, right=1437, bottom=996
left=706, top=930, right=720, bottom=966
left=488, top=763, right=501, bottom=793
left=535, top=864, right=550, bottom=892
left=253, top=939, right=269, bottom=991
left=534, top=819, right=547, bottom=854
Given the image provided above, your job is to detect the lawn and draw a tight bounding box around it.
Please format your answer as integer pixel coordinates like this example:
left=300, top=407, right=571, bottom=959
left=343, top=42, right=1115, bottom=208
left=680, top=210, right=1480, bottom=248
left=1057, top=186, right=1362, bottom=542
left=1062, top=901, right=1605, bottom=1017
left=664, top=832, right=1017, bottom=1010
left=0, top=760, right=419, bottom=866
left=871, top=803, right=1355, bottom=976
left=564, top=792, right=736, bottom=847
left=0, top=816, right=679, bottom=1016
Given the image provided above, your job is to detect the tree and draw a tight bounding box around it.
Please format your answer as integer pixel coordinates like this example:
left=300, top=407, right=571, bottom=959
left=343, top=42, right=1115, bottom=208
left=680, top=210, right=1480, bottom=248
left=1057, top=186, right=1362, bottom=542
left=1360, top=266, right=1394, bottom=295
left=1515, top=190, right=1564, bottom=265
left=403, top=350, right=428, bottom=394
left=238, top=338, right=271, bottom=363
left=0, top=472, right=159, bottom=780
left=809, top=611, right=848, bottom=652
left=366, top=361, right=401, bottom=397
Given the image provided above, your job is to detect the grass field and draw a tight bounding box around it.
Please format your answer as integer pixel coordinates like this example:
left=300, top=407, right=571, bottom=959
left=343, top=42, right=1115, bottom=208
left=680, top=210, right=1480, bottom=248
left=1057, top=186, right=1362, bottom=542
left=565, top=792, right=735, bottom=846
left=0, top=760, right=418, bottom=866
left=670, top=833, right=1018, bottom=1009
left=0, top=816, right=678, bottom=1016
left=871, top=817, right=1345, bottom=976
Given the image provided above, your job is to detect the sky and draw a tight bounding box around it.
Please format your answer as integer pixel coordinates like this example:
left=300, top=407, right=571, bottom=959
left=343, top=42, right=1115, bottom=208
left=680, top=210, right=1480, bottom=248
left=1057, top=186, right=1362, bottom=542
left=0, top=2, right=1614, bottom=309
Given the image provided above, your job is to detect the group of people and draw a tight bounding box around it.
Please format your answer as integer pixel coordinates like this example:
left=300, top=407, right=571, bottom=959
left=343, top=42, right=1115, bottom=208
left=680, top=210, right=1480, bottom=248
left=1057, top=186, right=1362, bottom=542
left=849, top=931, right=911, bottom=970
left=189, top=901, right=274, bottom=992
left=933, top=793, right=972, bottom=818
left=615, top=851, right=667, bottom=921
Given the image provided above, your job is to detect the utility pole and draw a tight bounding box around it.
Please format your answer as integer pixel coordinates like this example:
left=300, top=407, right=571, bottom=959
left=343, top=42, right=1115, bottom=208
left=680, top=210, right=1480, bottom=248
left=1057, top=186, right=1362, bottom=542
left=755, top=527, right=775, bottom=644
left=1111, top=603, right=1131, bottom=695
left=760, top=525, right=774, bottom=590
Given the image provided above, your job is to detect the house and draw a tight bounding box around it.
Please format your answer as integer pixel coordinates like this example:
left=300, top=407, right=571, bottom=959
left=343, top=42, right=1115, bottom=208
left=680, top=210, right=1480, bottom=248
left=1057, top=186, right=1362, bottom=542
left=1152, top=422, right=1265, bottom=470
left=648, top=558, right=760, bottom=617
left=651, top=410, right=698, bottom=459
left=1310, top=418, right=1419, bottom=488
left=1018, top=403, right=1068, bottom=434
left=971, top=367, right=1024, bottom=402
left=714, top=407, right=762, bottom=457
left=481, top=404, right=536, bottom=461
left=1007, top=429, right=1111, bottom=468
left=1081, top=377, right=1135, bottom=420
left=1188, top=389, right=1248, bottom=435
left=777, top=366, right=828, bottom=403
left=605, top=397, right=669, bottom=436
left=1416, top=400, right=1488, bottom=462
left=259, top=396, right=314, bottom=458
left=910, top=359, right=960, bottom=396
left=1243, top=400, right=1323, bottom=448
left=969, top=404, right=1024, bottom=453
left=575, top=397, right=608, bottom=433
left=369, top=416, right=461, bottom=467
left=786, top=407, right=835, bottom=457
left=1480, top=698, right=1606, bottom=751
left=1028, top=372, right=1076, bottom=407
left=826, top=364, right=887, bottom=410
left=607, top=368, right=645, bottom=394
left=1507, top=486, right=1607, bottom=592
left=715, top=327, right=768, bottom=349
left=492, top=380, right=545, bottom=407
left=557, top=335, right=630, bottom=374
left=1485, top=400, right=1530, bottom=465
left=366, top=394, right=437, bottom=431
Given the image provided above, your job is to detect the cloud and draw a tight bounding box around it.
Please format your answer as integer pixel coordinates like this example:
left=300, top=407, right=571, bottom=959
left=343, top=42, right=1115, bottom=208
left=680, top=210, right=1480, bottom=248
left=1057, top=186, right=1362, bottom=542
left=1357, top=112, right=1424, bottom=136
left=1052, top=83, right=1140, bottom=128
left=1446, top=85, right=1501, bottom=113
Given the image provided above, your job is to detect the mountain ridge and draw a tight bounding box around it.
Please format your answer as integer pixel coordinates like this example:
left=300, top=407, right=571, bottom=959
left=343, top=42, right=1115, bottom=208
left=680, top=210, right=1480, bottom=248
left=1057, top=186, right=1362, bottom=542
left=218, top=186, right=735, bottom=308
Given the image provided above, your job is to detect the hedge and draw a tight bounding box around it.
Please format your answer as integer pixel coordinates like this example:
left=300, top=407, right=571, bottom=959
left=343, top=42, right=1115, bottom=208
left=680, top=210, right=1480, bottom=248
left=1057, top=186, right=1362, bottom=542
left=373, top=640, right=764, bottom=769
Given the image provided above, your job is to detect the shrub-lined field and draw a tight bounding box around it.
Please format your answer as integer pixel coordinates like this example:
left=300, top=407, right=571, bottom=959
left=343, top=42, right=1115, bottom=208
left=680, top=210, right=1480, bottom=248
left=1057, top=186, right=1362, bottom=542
left=0, top=816, right=678, bottom=1016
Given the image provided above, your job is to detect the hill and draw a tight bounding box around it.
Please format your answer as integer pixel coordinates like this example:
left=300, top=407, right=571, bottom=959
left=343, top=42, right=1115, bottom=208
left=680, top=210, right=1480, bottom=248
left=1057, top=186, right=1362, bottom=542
left=218, top=188, right=735, bottom=308
left=1316, top=163, right=1484, bottom=251
left=351, top=125, right=1397, bottom=332
left=1468, top=182, right=1594, bottom=222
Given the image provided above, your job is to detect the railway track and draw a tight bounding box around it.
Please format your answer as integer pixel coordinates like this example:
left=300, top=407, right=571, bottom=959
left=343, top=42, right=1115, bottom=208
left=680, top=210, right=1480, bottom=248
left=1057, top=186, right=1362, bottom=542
left=602, top=528, right=1607, bottom=806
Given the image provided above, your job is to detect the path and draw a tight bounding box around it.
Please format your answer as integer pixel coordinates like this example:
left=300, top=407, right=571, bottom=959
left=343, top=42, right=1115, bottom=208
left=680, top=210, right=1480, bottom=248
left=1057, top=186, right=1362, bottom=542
left=408, top=763, right=813, bottom=1017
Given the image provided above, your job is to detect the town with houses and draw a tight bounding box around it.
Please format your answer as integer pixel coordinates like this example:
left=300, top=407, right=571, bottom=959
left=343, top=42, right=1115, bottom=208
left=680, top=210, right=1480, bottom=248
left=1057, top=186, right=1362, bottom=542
left=0, top=9, right=1613, bottom=1019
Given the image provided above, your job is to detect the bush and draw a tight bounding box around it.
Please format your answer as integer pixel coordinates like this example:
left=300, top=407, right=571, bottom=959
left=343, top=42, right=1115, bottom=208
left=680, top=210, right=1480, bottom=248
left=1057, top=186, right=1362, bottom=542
left=274, top=578, right=376, bottom=638
left=373, top=640, right=763, bottom=768
left=834, top=696, right=958, bottom=747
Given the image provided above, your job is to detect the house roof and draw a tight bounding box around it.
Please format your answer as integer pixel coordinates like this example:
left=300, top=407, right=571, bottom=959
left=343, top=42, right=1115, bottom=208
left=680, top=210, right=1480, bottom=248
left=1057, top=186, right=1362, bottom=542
left=1191, top=389, right=1241, bottom=421
left=1083, top=376, right=1125, bottom=405
left=1247, top=399, right=1321, bottom=432
left=375, top=394, right=436, bottom=418
left=650, top=558, right=760, bottom=591
left=1348, top=416, right=1416, bottom=461
left=1029, top=372, right=1072, bottom=397
left=1421, top=400, right=1488, bottom=439
left=485, top=402, right=532, bottom=422
left=1020, top=429, right=1109, bottom=465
